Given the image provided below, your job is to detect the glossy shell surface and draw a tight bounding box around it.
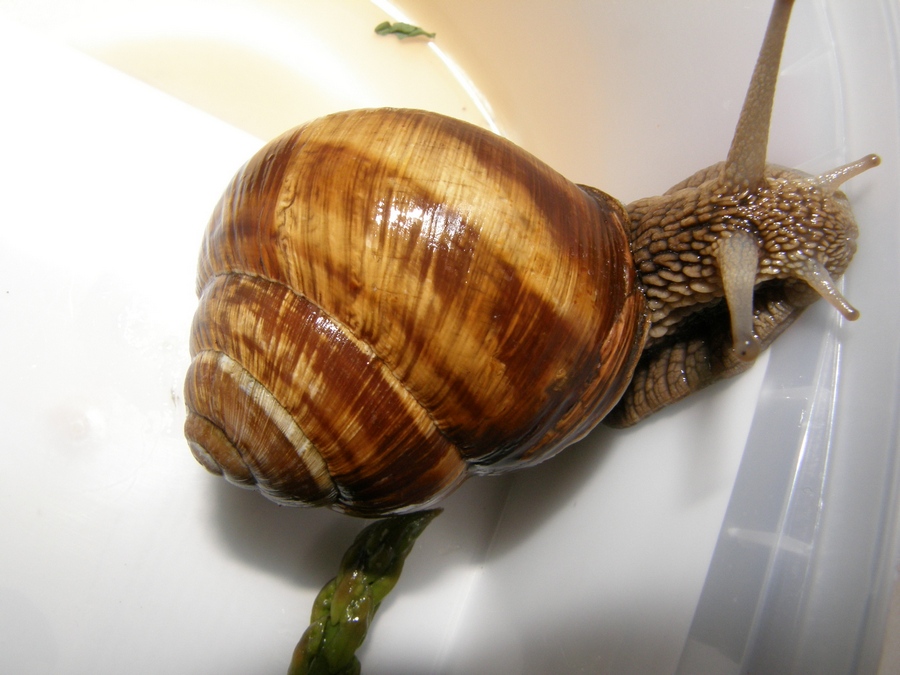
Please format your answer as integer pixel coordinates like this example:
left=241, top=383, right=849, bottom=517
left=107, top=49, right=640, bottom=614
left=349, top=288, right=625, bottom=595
left=184, top=108, right=646, bottom=515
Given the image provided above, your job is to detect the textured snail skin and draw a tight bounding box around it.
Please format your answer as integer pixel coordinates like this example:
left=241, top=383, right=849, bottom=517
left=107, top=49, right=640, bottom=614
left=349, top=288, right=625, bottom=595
left=185, top=109, right=647, bottom=516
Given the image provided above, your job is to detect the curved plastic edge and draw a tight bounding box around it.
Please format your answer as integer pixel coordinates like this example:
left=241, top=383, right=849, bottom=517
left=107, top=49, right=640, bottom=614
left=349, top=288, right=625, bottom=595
left=677, top=1, right=900, bottom=672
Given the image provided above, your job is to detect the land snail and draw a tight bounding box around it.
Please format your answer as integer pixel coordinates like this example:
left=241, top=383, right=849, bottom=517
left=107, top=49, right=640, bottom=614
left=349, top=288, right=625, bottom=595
left=184, top=0, right=879, bottom=518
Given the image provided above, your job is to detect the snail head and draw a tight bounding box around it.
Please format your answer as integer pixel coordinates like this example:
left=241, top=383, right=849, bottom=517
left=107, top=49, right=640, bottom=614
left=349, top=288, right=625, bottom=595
left=626, top=154, right=878, bottom=361
left=608, top=0, right=879, bottom=426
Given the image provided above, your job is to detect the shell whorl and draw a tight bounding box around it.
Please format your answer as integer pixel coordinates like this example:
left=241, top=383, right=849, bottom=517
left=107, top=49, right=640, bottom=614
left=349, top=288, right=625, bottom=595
left=185, top=109, right=645, bottom=516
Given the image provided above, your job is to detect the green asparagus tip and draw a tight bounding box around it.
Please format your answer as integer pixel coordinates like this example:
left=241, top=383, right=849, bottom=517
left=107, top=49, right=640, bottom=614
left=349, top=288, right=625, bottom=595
left=287, top=509, right=442, bottom=675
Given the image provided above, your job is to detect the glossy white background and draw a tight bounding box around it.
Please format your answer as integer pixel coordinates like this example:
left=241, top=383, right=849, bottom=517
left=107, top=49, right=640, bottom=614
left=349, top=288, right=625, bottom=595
left=0, top=1, right=898, bottom=673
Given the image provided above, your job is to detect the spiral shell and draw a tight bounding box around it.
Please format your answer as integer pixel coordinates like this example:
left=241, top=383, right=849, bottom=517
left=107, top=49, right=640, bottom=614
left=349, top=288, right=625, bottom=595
left=184, top=108, right=646, bottom=516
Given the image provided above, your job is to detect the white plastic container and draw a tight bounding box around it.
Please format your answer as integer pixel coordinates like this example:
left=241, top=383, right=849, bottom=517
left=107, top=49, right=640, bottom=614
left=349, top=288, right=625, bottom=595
left=0, top=1, right=897, bottom=673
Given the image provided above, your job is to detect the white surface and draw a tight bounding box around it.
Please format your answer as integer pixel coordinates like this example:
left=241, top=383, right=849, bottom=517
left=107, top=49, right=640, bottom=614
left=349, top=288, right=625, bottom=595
left=0, top=1, right=897, bottom=674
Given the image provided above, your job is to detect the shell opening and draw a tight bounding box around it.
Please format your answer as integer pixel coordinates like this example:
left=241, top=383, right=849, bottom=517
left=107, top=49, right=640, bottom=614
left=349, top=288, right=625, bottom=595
left=714, top=229, right=762, bottom=362
left=817, top=154, right=881, bottom=191
left=794, top=257, right=860, bottom=321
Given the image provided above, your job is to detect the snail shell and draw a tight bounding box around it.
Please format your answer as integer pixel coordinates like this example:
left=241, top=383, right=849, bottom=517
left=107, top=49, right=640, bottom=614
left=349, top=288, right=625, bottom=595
left=185, top=109, right=646, bottom=515
left=184, top=0, right=877, bottom=516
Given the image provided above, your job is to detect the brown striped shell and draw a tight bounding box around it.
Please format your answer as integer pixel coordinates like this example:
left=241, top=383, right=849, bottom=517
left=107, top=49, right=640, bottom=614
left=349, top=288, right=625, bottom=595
left=184, top=108, right=647, bottom=516
left=185, top=0, right=876, bottom=517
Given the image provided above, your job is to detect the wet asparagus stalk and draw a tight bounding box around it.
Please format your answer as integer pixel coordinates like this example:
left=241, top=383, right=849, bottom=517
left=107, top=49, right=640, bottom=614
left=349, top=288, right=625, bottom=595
left=287, top=509, right=442, bottom=675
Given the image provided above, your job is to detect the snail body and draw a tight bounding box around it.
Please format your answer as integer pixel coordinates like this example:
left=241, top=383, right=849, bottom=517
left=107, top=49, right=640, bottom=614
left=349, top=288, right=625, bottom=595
left=184, top=0, right=878, bottom=516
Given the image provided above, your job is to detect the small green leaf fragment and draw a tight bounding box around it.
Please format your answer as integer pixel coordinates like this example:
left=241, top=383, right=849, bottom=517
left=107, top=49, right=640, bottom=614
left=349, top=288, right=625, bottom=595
left=374, top=21, right=436, bottom=40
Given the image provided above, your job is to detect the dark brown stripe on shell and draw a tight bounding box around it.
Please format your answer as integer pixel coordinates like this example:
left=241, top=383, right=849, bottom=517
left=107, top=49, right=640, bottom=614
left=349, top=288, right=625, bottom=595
left=197, top=129, right=304, bottom=295
left=195, top=108, right=642, bottom=475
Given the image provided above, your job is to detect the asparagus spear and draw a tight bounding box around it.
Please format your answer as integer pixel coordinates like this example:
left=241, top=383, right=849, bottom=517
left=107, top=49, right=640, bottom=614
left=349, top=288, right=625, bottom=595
left=287, top=509, right=442, bottom=675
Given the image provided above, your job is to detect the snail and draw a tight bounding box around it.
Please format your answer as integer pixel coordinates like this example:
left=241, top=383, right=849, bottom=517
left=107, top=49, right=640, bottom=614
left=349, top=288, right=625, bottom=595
left=184, top=0, right=878, bottom=517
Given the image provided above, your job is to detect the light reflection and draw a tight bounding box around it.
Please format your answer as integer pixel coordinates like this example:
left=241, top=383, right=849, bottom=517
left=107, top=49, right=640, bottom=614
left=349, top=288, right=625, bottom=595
left=376, top=195, right=469, bottom=254
left=313, top=313, right=345, bottom=343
